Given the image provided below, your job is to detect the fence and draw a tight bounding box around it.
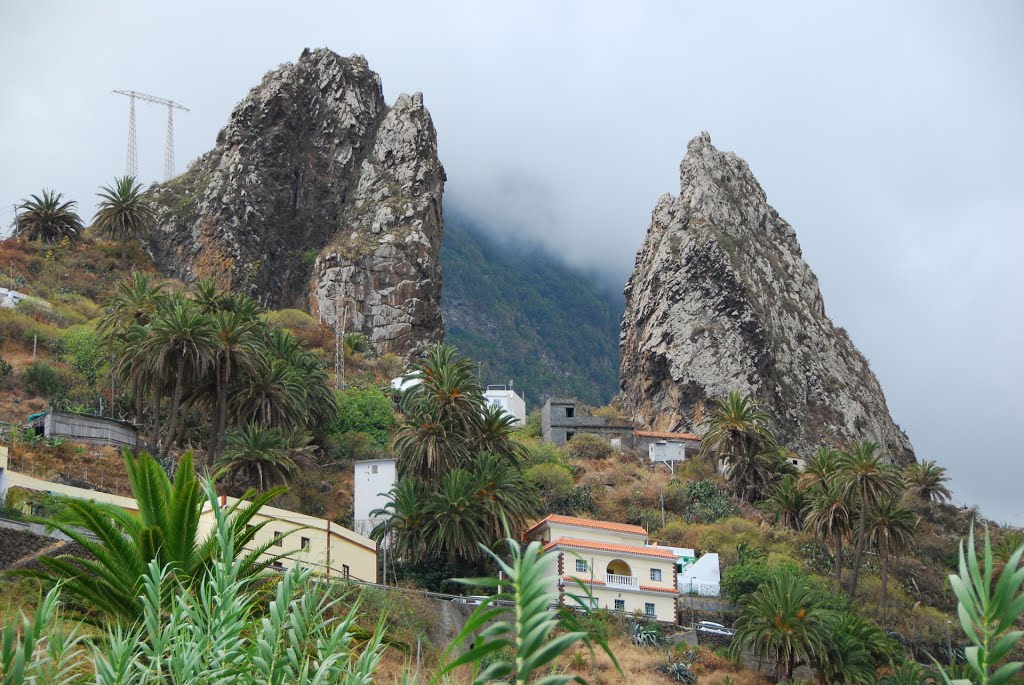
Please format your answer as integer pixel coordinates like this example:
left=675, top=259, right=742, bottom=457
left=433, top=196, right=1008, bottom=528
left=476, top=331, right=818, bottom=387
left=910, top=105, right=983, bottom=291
left=678, top=578, right=721, bottom=597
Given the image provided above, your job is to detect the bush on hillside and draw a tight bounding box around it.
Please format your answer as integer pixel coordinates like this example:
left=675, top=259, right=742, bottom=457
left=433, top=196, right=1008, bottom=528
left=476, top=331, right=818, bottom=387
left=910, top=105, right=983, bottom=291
left=525, top=462, right=574, bottom=509
left=682, top=479, right=739, bottom=523
left=22, top=361, right=65, bottom=399
left=550, top=485, right=597, bottom=516
left=564, top=433, right=613, bottom=460
left=327, top=386, right=395, bottom=446
left=61, top=325, right=106, bottom=385
left=321, top=430, right=388, bottom=464
left=0, top=308, right=63, bottom=352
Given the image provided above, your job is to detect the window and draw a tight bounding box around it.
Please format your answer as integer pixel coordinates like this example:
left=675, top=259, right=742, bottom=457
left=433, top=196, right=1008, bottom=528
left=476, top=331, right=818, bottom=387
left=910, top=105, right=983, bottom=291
left=271, top=561, right=284, bottom=571
left=371, top=464, right=378, bottom=474
left=614, top=599, right=625, bottom=611
left=301, top=537, right=311, bottom=551
left=342, top=564, right=350, bottom=579
left=650, top=568, right=662, bottom=582
left=565, top=407, right=575, bottom=418
left=576, top=559, right=588, bottom=573
left=590, top=596, right=599, bottom=609
left=566, top=431, right=575, bottom=441
left=645, top=603, right=656, bottom=617
left=273, top=531, right=284, bottom=546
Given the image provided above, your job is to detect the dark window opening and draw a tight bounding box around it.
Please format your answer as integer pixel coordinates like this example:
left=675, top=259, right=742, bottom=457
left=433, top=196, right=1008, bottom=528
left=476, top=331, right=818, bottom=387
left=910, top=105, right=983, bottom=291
left=301, top=537, right=311, bottom=550
left=342, top=564, right=350, bottom=579
left=273, top=531, right=284, bottom=547
left=566, top=431, right=575, bottom=442
left=565, top=407, right=575, bottom=418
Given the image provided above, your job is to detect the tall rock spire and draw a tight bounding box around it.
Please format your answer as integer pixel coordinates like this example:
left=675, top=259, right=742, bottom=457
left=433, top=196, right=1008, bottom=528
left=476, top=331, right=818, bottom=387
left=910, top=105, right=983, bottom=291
left=146, top=48, right=444, bottom=360
left=619, top=132, right=914, bottom=463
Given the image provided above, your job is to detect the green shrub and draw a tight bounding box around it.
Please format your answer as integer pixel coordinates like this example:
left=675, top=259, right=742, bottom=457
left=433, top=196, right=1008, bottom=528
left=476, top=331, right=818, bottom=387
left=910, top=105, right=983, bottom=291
left=0, top=356, right=12, bottom=379
left=721, top=562, right=771, bottom=603
left=551, top=485, right=597, bottom=516
left=321, top=430, right=387, bottom=463
left=564, top=433, right=613, bottom=460
left=0, top=308, right=63, bottom=352
left=22, top=361, right=65, bottom=399
left=525, top=462, right=574, bottom=508
left=328, top=386, right=395, bottom=446
left=683, top=479, right=739, bottom=523
left=61, top=325, right=106, bottom=384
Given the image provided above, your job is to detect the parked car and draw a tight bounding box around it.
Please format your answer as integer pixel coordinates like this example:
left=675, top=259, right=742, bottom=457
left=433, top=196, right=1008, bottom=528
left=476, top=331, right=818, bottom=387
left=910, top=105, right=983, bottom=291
left=694, top=620, right=734, bottom=637
left=450, top=595, right=490, bottom=606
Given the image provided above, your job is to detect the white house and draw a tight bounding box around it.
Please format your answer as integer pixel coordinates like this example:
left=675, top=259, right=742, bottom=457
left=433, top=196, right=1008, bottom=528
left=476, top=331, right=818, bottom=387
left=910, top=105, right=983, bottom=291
left=677, top=552, right=721, bottom=596
left=352, top=458, right=398, bottom=537
left=0, top=287, right=45, bottom=309
left=483, top=384, right=526, bottom=426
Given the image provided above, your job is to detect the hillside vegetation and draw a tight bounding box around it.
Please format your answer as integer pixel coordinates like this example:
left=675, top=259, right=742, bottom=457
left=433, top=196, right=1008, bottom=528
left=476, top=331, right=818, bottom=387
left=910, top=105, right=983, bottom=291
left=441, top=211, right=622, bottom=406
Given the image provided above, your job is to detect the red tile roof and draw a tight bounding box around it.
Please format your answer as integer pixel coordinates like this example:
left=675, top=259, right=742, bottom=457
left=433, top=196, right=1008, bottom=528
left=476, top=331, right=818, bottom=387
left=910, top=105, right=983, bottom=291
left=543, top=537, right=678, bottom=559
left=525, top=514, right=648, bottom=538
left=633, top=430, right=700, bottom=441
left=561, top=576, right=678, bottom=595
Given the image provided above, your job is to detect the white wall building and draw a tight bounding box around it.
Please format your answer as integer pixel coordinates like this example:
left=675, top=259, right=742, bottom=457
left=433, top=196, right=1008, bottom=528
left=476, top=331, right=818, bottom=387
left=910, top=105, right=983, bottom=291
left=352, top=458, right=398, bottom=537
left=390, top=375, right=421, bottom=392
left=677, top=552, right=721, bottom=597
left=483, top=384, right=526, bottom=426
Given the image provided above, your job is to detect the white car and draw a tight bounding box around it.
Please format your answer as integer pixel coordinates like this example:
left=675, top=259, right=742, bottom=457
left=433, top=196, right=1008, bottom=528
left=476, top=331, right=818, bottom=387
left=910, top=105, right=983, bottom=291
left=450, top=596, right=490, bottom=606
left=695, top=621, right=734, bottom=637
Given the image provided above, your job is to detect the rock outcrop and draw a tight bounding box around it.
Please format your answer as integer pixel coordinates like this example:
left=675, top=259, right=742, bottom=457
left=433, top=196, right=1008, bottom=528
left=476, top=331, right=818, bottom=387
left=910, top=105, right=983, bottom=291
left=147, top=48, right=444, bottom=359
left=619, top=132, right=914, bottom=463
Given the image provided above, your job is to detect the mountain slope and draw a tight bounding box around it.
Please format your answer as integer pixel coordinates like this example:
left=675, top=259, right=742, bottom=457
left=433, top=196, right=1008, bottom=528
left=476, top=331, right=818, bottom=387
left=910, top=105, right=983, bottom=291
left=620, top=132, right=914, bottom=463
left=441, top=213, right=621, bottom=407
left=146, top=48, right=444, bottom=359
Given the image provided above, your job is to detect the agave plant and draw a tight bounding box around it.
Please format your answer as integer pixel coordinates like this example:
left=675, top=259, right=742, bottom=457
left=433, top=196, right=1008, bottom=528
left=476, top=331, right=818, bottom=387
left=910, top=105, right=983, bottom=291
left=935, top=526, right=1024, bottom=685
left=3, top=479, right=389, bottom=685
left=432, top=536, right=620, bottom=685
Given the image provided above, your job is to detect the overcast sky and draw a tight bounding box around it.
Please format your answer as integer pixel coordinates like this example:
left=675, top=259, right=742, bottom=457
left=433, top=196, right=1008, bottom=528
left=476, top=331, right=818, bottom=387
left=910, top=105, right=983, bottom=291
left=1, top=1, right=1021, bottom=524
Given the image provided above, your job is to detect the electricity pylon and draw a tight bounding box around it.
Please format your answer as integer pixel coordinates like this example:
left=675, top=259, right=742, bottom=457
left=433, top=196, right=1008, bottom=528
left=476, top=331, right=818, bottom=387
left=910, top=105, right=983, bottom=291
left=113, top=90, right=189, bottom=181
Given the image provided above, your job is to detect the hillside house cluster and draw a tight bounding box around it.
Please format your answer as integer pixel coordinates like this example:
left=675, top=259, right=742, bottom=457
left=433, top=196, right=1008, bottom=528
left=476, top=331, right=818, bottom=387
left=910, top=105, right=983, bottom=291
left=523, top=514, right=721, bottom=623
left=541, top=398, right=701, bottom=467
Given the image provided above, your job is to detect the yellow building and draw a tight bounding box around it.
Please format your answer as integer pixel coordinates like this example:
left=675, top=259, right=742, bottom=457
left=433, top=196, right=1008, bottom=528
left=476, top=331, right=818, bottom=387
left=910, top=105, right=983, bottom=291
left=524, top=514, right=678, bottom=623
left=0, top=464, right=376, bottom=582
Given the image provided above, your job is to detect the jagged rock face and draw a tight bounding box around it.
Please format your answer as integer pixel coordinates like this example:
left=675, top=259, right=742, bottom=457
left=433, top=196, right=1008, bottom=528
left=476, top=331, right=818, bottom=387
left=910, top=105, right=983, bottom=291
left=620, top=132, right=914, bottom=464
left=147, top=48, right=445, bottom=359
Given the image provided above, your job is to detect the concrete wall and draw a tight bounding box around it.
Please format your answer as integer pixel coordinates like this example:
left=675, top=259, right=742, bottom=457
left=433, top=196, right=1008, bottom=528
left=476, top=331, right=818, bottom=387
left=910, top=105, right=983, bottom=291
left=541, top=399, right=635, bottom=447
left=352, top=458, right=398, bottom=537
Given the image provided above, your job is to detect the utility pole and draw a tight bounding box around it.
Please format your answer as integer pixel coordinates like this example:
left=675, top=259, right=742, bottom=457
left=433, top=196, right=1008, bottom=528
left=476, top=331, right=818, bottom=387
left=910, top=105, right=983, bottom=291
left=113, top=90, right=189, bottom=181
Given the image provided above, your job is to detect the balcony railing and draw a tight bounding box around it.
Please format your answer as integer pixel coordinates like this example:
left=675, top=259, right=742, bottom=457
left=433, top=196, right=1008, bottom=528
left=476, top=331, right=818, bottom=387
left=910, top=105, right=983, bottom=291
left=604, top=573, right=638, bottom=588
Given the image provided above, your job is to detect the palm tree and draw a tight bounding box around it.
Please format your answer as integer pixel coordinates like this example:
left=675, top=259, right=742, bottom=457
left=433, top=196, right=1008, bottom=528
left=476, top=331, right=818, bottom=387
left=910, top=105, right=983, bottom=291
left=93, top=176, right=156, bottom=268
left=468, top=452, right=540, bottom=544
left=16, top=451, right=287, bottom=622
left=721, top=443, right=794, bottom=503
left=806, top=480, right=854, bottom=591
left=699, top=390, right=776, bottom=465
left=881, top=662, right=940, bottom=685
left=230, top=355, right=306, bottom=430
left=903, top=460, right=952, bottom=504
left=760, top=474, right=807, bottom=531
left=815, top=611, right=900, bottom=684
left=13, top=190, right=83, bottom=243
left=209, top=308, right=264, bottom=463
left=370, top=478, right=431, bottom=562
left=214, top=423, right=307, bottom=491
left=867, top=499, right=917, bottom=612
left=425, top=469, right=490, bottom=563
left=142, top=296, right=217, bottom=459
left=730, top=569, right=835, bottom=682
left=98, top=272, right=167, bottom=340
left=799, top=446, right=841, bottom=492
left=475, top=403, right=529, bottom=467
left=838, top=441, right=903, bottom=596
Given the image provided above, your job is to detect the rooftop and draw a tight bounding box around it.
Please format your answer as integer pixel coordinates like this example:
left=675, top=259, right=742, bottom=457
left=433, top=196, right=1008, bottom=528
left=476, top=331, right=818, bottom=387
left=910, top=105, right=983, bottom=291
left=544, top=537, right=678, bottom=559
left=634, top=429, right=700, bottom=441
left=525, top=514, right=648, bottom=538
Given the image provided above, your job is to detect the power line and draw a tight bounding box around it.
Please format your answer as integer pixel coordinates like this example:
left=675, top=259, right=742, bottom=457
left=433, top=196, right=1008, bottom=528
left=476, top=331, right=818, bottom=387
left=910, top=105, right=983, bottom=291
left=112, top=90, right=189, bottom=181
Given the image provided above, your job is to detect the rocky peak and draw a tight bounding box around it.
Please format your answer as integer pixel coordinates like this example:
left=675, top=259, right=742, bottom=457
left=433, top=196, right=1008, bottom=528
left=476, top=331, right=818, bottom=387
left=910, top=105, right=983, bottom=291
left=620, top=132, right=914, bottom=463
left=146, top=48, right=444, bottom=359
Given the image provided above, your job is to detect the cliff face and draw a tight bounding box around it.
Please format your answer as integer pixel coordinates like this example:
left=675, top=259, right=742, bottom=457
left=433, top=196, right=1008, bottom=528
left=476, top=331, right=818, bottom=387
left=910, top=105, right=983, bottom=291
left=147, top=48, right=444, bottom=359
left=619, top=132, right=914, bottom=463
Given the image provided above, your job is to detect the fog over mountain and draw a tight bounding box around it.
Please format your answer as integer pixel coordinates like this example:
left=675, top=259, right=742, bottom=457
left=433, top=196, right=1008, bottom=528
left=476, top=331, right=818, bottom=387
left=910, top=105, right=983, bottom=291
left=1, top=2, right=1021, bottom=523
